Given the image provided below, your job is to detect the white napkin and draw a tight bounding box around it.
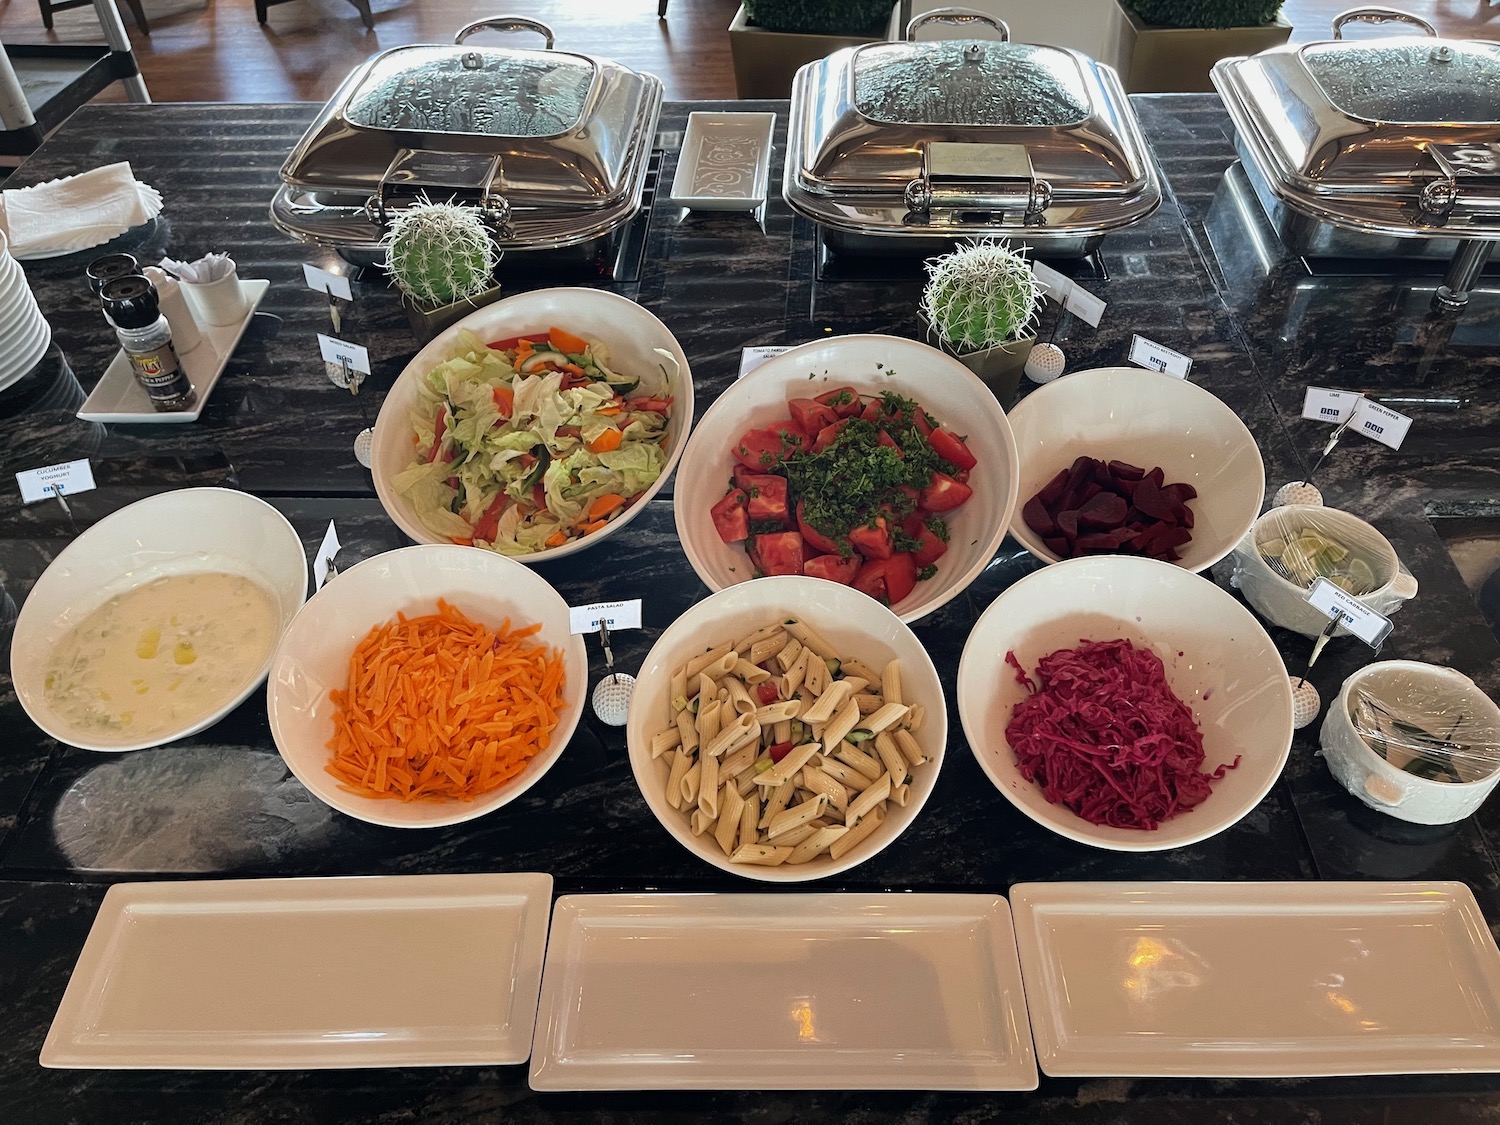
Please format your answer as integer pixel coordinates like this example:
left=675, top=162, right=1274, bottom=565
left=0, top=162, right=162, bottom=259
left=160, top=252, right=236, bottom=284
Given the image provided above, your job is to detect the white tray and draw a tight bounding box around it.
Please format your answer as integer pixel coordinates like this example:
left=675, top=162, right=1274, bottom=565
left=41, top=872, right=554, bottom=1069
left=1011, top=881, right=1500, bottom=1078
left=669, top=112, right=775, bottom=211
left=76, top=278, right=269, bottom=423
left=528, top=893, right=1037, bottom=1091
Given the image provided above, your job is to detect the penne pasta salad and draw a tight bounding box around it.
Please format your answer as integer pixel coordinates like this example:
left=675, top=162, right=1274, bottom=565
left=647, top=616, right=931, bottom=868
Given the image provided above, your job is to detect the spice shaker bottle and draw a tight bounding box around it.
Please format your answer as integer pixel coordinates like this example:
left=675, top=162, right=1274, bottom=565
left=100, top=275, right=197, bottom=412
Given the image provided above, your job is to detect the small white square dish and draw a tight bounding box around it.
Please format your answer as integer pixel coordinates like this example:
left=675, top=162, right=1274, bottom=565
left=41, top=872, right=553, bottom=1069
left=77, top=278, right=269, bottom=423
left=669, top=112, right=776, bottom=211
left=1011, top=881, right=1500, bottom=1078
left=528, top=892, right=1037, bottom=1091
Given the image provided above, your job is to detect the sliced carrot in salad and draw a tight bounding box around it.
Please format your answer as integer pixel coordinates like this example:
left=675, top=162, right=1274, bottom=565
left=548, top=326, right=590, bottom=355
left=586, top=428, right=623, bottom=454
left=325, top=600, right=568, bottom=802
left=587, top=492, right=628, bottom=521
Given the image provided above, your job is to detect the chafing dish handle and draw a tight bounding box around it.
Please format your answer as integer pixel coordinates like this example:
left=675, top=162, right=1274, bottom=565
left=454, top=15, right=555, bottom=49
left=903, top=7, right=1010, bottom=42
left=1331, top=7, right=1436, bottom=38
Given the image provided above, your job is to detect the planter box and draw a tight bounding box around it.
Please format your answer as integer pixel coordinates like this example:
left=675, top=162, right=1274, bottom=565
left=891, top=1, right=1133, bottom=77
left=728, top=4, right=894, bottom=99
left=1117, top=3, right=1292, bottom=93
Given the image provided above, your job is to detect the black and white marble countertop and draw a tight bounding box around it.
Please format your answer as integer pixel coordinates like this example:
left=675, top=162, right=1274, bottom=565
left=1, top=96, right=1498, bottom=1123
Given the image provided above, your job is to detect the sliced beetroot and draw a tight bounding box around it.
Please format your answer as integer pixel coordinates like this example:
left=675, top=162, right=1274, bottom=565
left=1043, top=535, right=1070, bottom=555
left=1091, top=459, right=1115, bottom=487
left=1062, top=456, right=1094, bottom=500
left=1132, top=473, right=1177, bottom=522
left=1076, top=529, right=1137, bottom=552
left=1057, top=509, right=1081, bottom=540
left=1078, top=492, right=1127, bottom=530
left=1038, top=468, right=1070, bottom=506
left=1180, top=505, right=1195, bottom=529
left=1162, top=481, right=1198, bottom=503
left=1022, top=495, right=1058, bottom=536
left=1145, top=466, right=1165, bottom=489
left=1074, top=481, right=1103, bottom=508
left=1108, top=460, right=1146, bottom=481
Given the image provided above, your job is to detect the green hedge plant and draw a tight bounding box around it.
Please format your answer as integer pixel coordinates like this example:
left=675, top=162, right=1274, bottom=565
left=1129, top=0, right=1284, bottom=29
left=742, top=0, right=893, bottom=35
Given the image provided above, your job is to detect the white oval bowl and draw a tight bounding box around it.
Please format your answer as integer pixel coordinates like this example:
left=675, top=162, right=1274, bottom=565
left=371, top=287, right=694, bottom=563
left=957, top=555, right=1293, bottom=851
left=672, top=334, right=1020, bottom=623
left=626, top=575, right=947, bottom=881
left=1006, top=367, right=1264, bottom=573
left=12, top=488, right=308, bottom=752
left=266, top=544, right=588, bottom=828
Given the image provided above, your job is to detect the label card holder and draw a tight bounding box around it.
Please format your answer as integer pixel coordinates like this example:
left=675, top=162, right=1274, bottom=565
left=1307, top=577, right=1394, bottom=648
left=570, top=599, right=643, bottom=635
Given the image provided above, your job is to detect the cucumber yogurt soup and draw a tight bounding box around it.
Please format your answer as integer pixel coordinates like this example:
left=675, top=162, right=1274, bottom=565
left=44, top=572, right=280, bottom=741
left=395, top=326, right=673, bottom=555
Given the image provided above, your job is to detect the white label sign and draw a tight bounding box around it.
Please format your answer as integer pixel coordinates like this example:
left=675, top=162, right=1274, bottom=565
left=1031, top=261, right=1070, bottom=303
left=570, top=599, right=643, bottom=635
left=1349, top=397, right=1413, bottom=450
left=739, top=345, right=794, bottom=379
left=302, top=263, right=353, bottom=301
left=17, top=459, right=96, bottom=504
left=1307, top=577, right=1394, bottom=648
left=318, top=334, right=371, bottom=376
left=1128, top=335, right=1192, bottom=378
left=1301, top=386, right=1361, bottom=425
left=313, top=520, right=341, bottom=591
left=1031, top=262, right=1106, bottom=327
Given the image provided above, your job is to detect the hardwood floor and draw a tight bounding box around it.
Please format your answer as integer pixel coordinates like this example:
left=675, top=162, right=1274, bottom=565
left=0, top=0, right=1494, bottom=105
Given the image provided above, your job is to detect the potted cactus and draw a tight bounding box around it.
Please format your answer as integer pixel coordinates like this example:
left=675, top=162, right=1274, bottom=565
left=383, top=199, right=502, bottom=341
left=729, top=0, right=898, bottom=98
left=919, top=238, right=1043, bottom=405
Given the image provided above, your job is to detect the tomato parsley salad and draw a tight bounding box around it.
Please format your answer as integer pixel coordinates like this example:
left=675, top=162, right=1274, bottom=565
left=710, top=386, right=977, bottom=607
left=395, top=326, right=673, bottom=555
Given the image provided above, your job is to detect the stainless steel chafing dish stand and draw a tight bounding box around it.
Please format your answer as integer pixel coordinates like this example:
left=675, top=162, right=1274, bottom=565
left=1212, top=6, right=1500, bottom=311
left=271, top=17, right=664, bottom=269
left=782, top=8, right=1162, bottom=259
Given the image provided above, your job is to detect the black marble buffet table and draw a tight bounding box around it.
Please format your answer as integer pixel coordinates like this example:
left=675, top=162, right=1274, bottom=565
left=2, top=96, right=1499, bottom=1123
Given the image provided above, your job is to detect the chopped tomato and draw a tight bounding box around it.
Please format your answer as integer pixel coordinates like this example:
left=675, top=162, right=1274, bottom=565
left=491, top=385, right=514, bottom=419
left=557, top=424, right=582, bottom=439
left=859, top=398, right=885, bottom=424
left=734, top=425, right=805, bottom=470
left=743, top=473, right=791, bottom=526
left=853, top=553, right=918, bottom=606
left=754, top=531, right=805, bottom=576
left=849, top=517, right=893, bottom=561
left=796, top=500, right=842, bottom=555
left=711, top=489, right=750, bottom=543
left=928, top=428, right=977, bottom=470
left=627, top=396, right=673, bottom=413
left=876, top=429, right=903, bottom=456
left=426, top=406, right=448, bottom=462
left=486, top=335, right=543, bottom=351
left=803, top=552, right=861, bottom=585
left=814, top=386, right=863, bottom=418
left=811, top=417, right=853, bottom=453
left=913, top=408, right=936, bottom=438
left=788, top=397, right=840, bottom=436
left=768, top=740, right=796, bottom=763
left=532, top=482, right=547, bottom=511
left=471, top=495, right=508, bottom=543
left=911, top=526, right=947, bottom=567
left=920, top=472, right=974, bottom=512
left=756, top=681, right=781, bottom=705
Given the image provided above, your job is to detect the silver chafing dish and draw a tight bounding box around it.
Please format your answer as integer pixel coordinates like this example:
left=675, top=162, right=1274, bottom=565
left=783, top=8, right=1161, bottom=258
left=271, top=17, right=662, bottom=266
left=1212, top=7, right=1500, bottom=308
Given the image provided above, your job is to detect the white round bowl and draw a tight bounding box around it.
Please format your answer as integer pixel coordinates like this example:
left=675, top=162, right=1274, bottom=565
left=1006, top=367, right=1264, bottom=573
left=371, top=287, right=694, bottom=563
left=266, top=545, right=588, bottom=828
left=626, top=575, right=947, bottom=881
left=12, top=488, right=308, bottom=752
left=672, top=334, right=1020, bottom=624
left=957, top=555, right=1293, bottom=851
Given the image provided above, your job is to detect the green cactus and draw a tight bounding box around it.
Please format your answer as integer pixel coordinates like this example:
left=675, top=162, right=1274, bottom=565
left=383, top=200, right=498, bottom=308
left=921, top=239, right=1043, bottom=352
left=1128, top=0, right=1283, bottom=29
left=742, top=0, right=893, bottom=35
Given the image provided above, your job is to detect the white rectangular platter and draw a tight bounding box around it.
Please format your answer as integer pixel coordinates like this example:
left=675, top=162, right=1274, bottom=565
left=41, top=872, right=553, bottom=1069
left=528, top=893, right=1037, bottom=1091
left=669, top=112, right=776, bottom=211
left=77, top=278, right=269, bottom=423
left=1011, top=881, right=1500, bottom=1078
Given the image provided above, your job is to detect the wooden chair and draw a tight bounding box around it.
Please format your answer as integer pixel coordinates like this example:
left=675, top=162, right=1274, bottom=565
left=39, top=0, right=149, bottom=33
left=255, top=0, right=375, bottom=32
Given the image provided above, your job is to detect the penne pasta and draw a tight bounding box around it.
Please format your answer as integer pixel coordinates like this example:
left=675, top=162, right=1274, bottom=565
left=802, top=647, right=829, bottom=697
left=734, top=622, right=784, bottom=654
left=802, top=679, right=853, bottom=725
left=822, top=697, right=863, bottom=750
left=760, top=777, right=797, bottom=828
left=724, top=675, right=757, bottom=716
left=675, top=707, right=699, bottom=755
left=816, top=755, right=874, bottom=792
left=755, top=741, right=820, bottom=787
left=830, top=806, right=885, bottom=860
left=906, top=703, right=925, bottom=732
left=669, top=668, right=687, bottom=716
left=715, top=782, right=745, bottom=856
left=772, top=718, right=792, bottom=744
left=862, top=701, right=910, bottom=735
left=853, top=692, right=885, bottom=715
left=837, top=676, right=871, bottom=697
left=768, top=793, right=828, bottom=839
left=690, top=808, right=715, bottom=836
left=740, top=788, right=760, bottom=849
left=731, top=843, right=793, bottom=866
left=774, top=637, right=804, bottom=674
left=754, top=699, right=801, bottom=725
left=800, top=766, right=849, bottom=814
left=683, top=642, right=734, bottom=682
left=846, top=773, right=892, bottom=825
left=698, top=752, right=720, bottom=818
left=840, top=658, right=880, bottom=683
left=697, top=696, right=722, bottom=748
left=733, top=657, right=772, bottom=685
left=873, top=731, right=908, bottom=788
left=779, top=653, right=808, bottom=699
left=665, top=750, right=691, bottom=811
left=894, top=728, right=927, bottom=767
left=787, top=825, right=849, bottom=865
left=704, top=712, right=760, bottom=759
left=890, top=782, right=911, bottom=807
left=651, top=727, right=682, bottom=759
left=768, top=822, right=821, bottom=848
left=836, top=742, right=885, bottom=781
left=719, top=741, right=759, bottom=782
left=748, top=631, right=790, bottom=666
left=784, top=620, right=837, bottom=661
left=880, top=660, right=902, bottom=706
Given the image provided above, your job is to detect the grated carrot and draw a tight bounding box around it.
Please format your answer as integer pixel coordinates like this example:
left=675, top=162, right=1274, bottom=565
left=325, top=600, right=568, bottom=802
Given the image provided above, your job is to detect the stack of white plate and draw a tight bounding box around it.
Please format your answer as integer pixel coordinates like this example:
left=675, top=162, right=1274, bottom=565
left=0, top=231, right=51, bottom=393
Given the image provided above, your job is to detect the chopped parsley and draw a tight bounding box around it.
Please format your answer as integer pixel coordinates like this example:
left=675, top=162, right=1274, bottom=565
left=783, top=415, right=940, bottom=541
left=917, top=563, right=939, bottom=581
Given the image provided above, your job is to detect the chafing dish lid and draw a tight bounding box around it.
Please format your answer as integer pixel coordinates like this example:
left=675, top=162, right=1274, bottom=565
left=792, top=30, right=1153, bottom=200
left=1214, top=10, right=1500, bottom=210
left=279, top=17, right=661, bottom=210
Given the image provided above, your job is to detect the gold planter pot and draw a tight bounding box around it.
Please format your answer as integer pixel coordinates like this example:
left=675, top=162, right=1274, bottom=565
left=1117, top=3, right=1292, bottom=93
left=401, top=282, right=505, bottom=344
left=920, top=316, right=1035, bottom=408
